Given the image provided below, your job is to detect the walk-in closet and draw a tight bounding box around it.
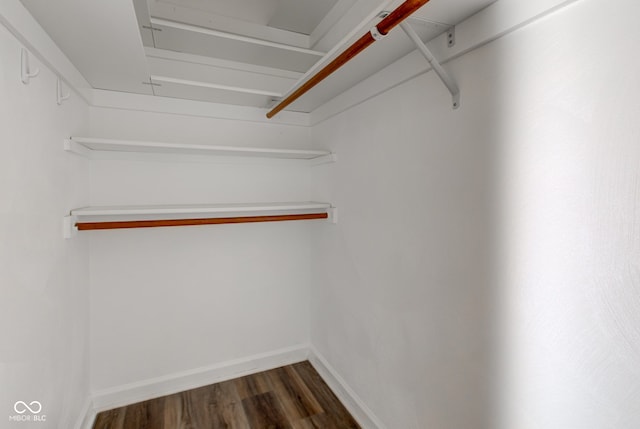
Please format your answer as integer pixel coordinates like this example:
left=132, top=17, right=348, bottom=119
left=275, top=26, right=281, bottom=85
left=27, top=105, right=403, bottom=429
left=2, top=0, right=639, bottom=428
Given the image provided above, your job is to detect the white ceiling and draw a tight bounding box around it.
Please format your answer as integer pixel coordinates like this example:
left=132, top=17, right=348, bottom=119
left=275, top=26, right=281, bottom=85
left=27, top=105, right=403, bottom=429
left=19, top=0, right=153, bottom=95
left=150, top=0, right=340, bottom=35
left=267, top=0, right=340, bottom=35
left=152, top=0, right=281, bottom=26
left=19, top=0, right=496, bottom=114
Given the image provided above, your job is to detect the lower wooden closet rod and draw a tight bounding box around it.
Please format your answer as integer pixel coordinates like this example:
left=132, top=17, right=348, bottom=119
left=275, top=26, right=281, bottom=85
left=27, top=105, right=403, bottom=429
left=266, top=0, right=431, bottom=118
left=76, top=213, right=328, bottom=231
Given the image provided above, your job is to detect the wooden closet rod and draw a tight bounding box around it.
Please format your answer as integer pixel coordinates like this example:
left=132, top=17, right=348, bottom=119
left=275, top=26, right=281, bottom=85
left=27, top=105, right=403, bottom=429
left=266, top=0, right=431, bottom=119
left=76, top=213, right=328, bottom=231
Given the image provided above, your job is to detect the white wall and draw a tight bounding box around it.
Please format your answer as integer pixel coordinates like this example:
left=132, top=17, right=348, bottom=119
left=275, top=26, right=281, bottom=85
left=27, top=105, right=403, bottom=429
left=310, top=0, right=640, bottom=428
left=496, top=0, right=640, bottom=427
left=310, top=37, right=498, bottom=429
left=4, top=0, right=639, bottom=427
left=88, top=108, right=315, bottom=392
left=0, top=24, right=90, bottom=429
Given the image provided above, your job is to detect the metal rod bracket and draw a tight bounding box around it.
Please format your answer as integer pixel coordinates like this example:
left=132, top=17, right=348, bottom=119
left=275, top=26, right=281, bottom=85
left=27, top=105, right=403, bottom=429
left=63, top=215, right=78, bottom=239
left=370, top=26, right=386, bottom=41
left=328, top=207, right=338, bottom=224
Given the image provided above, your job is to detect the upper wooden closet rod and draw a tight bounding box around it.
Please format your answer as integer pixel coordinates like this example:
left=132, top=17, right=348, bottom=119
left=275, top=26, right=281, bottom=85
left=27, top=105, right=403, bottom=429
left=266, top=0, right=431, bottom=119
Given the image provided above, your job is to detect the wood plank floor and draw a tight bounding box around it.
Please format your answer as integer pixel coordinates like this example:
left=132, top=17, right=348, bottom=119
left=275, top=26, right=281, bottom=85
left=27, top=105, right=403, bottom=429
left=93, top=361, right=361, bottom=429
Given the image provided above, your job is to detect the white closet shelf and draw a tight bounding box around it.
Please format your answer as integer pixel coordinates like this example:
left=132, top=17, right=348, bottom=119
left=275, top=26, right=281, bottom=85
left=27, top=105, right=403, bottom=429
left=64, top=202, right=336, bottom=237
left=71, top=202, right=332, bottom=217
left=148, top=18, right=324, bottom=73
left=64, top=137, right=335, bottom=161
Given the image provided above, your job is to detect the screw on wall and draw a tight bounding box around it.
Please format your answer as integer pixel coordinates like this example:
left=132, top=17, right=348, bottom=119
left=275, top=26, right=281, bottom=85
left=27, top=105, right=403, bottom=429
left=447, top=27, right=455, bottom=47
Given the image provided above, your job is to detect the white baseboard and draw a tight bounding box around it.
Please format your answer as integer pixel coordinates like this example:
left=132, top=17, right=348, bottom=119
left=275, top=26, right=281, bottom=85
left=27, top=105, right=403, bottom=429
left=73, top=396, right=96, bottom=429
left=88, top=343, right=382, bottom=429
left=308, top=346, right=386, bottom=429
left=91, top=343, right=310, bottom=412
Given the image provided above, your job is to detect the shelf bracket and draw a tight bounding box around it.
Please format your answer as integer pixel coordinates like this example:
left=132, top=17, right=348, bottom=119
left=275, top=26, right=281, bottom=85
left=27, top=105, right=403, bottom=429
left=63, top=139, right=92, bottom=158
left=20, top=48, right=39, bottom=84
left=63, top=215, right=77, bottom=239
left=310, top=153, right=337, bottom=166
left=400, top=22, right=460, bottom=109
left=328, top=207, right=338, bottom=224
left=57, top=78, right=70, bottom=105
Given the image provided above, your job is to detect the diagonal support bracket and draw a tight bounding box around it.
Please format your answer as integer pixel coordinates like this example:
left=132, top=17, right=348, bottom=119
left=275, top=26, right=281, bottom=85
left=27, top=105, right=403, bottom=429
left=400, top=22, right=460, bottom=109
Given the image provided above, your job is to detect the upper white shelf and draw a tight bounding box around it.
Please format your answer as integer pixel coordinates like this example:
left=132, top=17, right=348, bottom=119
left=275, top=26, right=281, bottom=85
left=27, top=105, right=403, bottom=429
left=70, top=201, right=332, bottom=217
left=65, top=137, right=335, bottom=161
left=150, top=18, right=325, bottom=73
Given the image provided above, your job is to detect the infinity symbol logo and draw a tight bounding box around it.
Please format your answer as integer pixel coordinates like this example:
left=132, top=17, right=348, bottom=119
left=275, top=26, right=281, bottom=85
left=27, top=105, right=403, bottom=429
left=14, top=401, right=42, bottom=414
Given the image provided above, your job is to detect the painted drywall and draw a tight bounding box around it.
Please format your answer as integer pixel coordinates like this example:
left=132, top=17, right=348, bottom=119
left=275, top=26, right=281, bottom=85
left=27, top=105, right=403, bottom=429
left=0, top=24, right=90, bottom=429
left=88, top=108, right=316, bottom=392
left=495, top=0, right=640, bottom=427
left=310, top=35, right=499, bottom=429
left=310, top=0, right=640, bottom=428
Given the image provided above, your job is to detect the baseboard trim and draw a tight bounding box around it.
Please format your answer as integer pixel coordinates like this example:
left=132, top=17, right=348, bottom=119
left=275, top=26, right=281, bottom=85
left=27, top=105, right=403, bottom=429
left=308, top=346, right=386, bottom=429
left=89, top=344, right=383, bottom=429
left=91, top=343, right=310, bottom=412
left=73, top=396, right=96, bottom=429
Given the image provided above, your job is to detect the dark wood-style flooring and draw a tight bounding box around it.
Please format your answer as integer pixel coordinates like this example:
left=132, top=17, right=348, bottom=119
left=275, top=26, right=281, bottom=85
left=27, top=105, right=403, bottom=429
left=93, top=361, right=361, bottom=429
